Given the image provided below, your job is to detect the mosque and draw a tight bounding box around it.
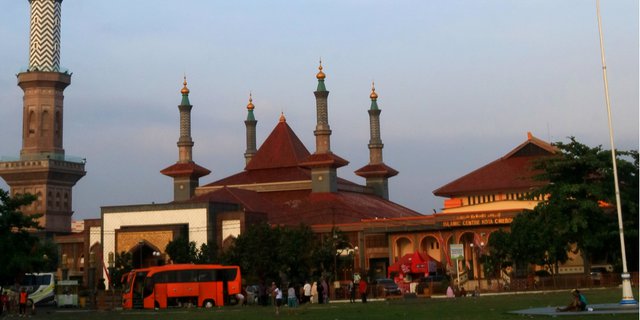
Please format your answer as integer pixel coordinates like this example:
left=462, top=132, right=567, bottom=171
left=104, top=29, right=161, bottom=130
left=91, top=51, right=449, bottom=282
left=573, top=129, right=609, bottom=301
left=1, top=0, right=587, bottom=291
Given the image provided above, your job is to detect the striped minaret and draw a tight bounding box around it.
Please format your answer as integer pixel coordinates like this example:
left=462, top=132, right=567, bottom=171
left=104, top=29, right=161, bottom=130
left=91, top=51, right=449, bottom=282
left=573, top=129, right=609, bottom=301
left=0, top=0, right=86, bottom=234
left=161, top=78, right=210, bottom=201
left=355, top=83, right=398, bottom=200
left=313, top=60, right=332, bottom=153
left=177, top=77, right=194, bottom=163
left=244, top=93, right=257, bottom=165
left=28, top=0, right=63, bottom=72
left=301, top=60, right=348, bottom=193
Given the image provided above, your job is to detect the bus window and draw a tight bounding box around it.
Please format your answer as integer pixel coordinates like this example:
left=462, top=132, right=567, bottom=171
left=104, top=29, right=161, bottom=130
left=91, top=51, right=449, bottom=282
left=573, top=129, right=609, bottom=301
left=143, top=277, right=154, bottom=298
left=220, top=269, right=237, bottom=281
left=177, top=270, right=196, bottom=282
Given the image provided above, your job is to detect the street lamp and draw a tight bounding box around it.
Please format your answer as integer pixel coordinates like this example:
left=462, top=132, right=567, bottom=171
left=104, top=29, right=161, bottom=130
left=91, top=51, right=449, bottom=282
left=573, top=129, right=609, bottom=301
left=138, top=240, right=144, bottom=268
left=61, top=253, right=68, bottom=281
left=89, top=251, right=96, bottom=309
left=108, top=252, right=115, bottom=310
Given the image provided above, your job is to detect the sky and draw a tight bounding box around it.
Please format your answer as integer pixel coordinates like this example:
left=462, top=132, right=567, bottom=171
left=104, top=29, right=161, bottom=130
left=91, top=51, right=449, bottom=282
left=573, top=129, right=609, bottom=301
left=0, top=1, right=638, bottom=221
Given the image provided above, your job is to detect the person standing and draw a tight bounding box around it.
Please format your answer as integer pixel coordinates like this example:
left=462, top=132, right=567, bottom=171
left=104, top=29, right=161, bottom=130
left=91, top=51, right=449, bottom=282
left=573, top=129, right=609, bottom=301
left=287, top=284, right=297, bottom=308
left=316, top=279, right=324, bottom=304
left=348, top=280, right=356, bottom=303
left=311, top=281, right=318, bottom=304
left=18, top=287, right=28, bottom=317
left=359, top=279, right=368, bottom=303
left=273, top=284, right=282, bottom=315
left=303, top=281, right=311, bottom=304
left=321, top=279, right=329, bottom=304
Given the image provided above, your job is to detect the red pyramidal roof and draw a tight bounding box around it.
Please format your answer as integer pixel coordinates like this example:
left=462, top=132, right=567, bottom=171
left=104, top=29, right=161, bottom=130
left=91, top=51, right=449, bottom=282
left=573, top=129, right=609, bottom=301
left=433, top=133, right=557, bottom=197
left=245, top=120, right=310, bottom=170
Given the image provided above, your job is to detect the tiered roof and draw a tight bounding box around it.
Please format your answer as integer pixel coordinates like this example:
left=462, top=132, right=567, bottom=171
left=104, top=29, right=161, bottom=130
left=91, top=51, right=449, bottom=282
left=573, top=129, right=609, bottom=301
left=196, top=116, right=422, bottom=225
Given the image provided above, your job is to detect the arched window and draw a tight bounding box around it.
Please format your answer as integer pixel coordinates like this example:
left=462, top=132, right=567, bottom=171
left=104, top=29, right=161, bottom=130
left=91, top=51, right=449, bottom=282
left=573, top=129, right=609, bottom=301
left=28, top=110, right=36, bottom=137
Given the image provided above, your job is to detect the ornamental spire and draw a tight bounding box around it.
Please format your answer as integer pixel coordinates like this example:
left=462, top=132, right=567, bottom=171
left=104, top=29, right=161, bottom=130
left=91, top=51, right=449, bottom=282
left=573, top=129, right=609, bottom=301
left=180, top=75, right=190, bottom=106
left=316, top=58, right=326, bottom=91
left=244, top=92, right=258, bottom=165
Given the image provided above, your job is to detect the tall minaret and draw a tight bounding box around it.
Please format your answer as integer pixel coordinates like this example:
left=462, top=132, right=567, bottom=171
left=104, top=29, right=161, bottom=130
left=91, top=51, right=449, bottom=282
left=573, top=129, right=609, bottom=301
left=301, top=61, right=348, bottom=193
left=355, top=83, right=398, bottom=200
left=0, top=0, right=85, bottom=233
left=244, top=93, right=257, bottom=165
left=161, top=78, right=210, bottom=201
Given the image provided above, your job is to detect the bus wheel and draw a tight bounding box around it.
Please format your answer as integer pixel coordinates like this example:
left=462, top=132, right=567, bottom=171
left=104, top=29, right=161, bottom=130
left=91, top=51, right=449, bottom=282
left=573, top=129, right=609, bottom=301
left=154, top=301, right=160, bottom=310
left=203, top=300, right=215, bottom=308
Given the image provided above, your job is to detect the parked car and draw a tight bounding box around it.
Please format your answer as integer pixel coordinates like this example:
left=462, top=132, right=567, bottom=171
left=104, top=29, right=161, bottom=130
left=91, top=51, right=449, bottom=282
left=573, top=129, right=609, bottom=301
left=590, top=267, right=608, bottom=282
left=374, top=278, right=401, bottom=295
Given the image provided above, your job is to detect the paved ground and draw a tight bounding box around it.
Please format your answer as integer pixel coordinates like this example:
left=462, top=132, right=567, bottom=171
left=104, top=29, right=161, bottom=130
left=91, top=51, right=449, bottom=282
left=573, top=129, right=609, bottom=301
left=510, top=303, right=639, bottom=316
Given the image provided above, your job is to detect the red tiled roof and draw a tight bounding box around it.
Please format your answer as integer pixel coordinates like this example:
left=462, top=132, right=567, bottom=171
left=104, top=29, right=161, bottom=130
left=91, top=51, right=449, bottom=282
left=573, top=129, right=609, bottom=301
left=245, top=121, right=310, bottom=170
left=195, top=118, right=420, bottom=225
left=300, top=152, right=349, bottom=169
left=160, top=162, right=211, bottom=178
left=261, top=190, right=422, bottom=226
left=433, top=134, right=556, bottom=197
left=354, top=163, right=399, bottom=178
left=188, top=187, right=276, bottom=214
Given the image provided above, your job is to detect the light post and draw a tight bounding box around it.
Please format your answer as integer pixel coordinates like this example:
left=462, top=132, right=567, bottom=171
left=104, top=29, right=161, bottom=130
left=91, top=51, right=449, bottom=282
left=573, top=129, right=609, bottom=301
left=470, top=243, right=475, bottom=280
left=595, top=0, right=637, bottom=305
left=89, top=251, right=96, bottom=309
left=153, top=251, right=161, bottom=266
left=61, top=253, right=68, bottom=281
left=138, top=240, right=144, bottom=268
left=108, top=252, right=115, bottom=310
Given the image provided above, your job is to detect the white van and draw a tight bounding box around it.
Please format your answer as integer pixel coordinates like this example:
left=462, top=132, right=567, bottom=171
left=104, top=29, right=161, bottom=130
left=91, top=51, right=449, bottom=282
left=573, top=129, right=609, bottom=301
left=21, top=273, right=56, bottom=306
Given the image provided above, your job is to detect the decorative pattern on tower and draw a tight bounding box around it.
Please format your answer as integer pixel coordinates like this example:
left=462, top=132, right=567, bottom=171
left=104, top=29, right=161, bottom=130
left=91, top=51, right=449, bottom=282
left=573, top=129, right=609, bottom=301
left=244, top=93, right=257, bottom=166
left=355, top=82, right=398, bottom=200
left=301, top=60, right=349, bottom=193
left=161, top=78, right=210, bottom=202
left=0, top=0, right=85, bottom=234
left=28, top=0, right=63, bottom=72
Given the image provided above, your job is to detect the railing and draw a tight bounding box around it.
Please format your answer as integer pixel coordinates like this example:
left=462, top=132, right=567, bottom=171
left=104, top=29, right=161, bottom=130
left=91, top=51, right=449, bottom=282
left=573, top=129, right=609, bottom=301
left=0, top=154, right=85, bottom=164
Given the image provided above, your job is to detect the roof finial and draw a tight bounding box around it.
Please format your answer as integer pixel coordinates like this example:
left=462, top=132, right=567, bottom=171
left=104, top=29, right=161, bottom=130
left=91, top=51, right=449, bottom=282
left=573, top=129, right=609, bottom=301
left=370, top=81, right=378, bottom=100
left=316, top=58, right=326, bottom=80
left=181, top=75, right=190, bottom=95
left=279, top=112, right=286, bottom=123
left=247, top=91, right=255, bottom=110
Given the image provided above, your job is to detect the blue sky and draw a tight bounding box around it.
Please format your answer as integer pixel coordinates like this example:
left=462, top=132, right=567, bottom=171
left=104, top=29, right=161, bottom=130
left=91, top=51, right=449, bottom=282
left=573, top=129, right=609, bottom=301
left=0, top=1, right=638, bottom=220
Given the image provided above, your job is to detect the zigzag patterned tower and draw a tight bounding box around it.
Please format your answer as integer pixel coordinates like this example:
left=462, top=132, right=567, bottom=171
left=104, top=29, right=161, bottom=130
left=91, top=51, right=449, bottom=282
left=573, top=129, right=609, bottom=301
left=0, top=0, right=85, bottom=234
left=28, top=0, right=62, bottom=72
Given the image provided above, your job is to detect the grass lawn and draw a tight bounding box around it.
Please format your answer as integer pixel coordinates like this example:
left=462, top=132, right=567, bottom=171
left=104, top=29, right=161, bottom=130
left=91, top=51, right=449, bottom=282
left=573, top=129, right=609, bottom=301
left=38, top=287, right=638, bottom=320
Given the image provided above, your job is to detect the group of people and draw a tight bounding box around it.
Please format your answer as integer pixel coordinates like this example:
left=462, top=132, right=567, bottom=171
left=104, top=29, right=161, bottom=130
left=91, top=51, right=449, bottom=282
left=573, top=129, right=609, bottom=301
left=0, top=287, right=31, bottom=318
left=347, top=279, right=368, bottom=303
left=244, top=277, right=373, bottom=314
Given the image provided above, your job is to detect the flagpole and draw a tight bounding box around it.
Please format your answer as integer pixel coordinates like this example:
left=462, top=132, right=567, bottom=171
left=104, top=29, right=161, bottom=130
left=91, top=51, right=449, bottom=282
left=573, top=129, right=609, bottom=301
left=595, top=0, right=637, bottom=305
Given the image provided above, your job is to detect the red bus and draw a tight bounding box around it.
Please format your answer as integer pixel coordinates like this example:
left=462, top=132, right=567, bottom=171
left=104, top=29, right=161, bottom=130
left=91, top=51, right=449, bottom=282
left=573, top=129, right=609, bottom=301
left=122, top=264, right=241, bottom=309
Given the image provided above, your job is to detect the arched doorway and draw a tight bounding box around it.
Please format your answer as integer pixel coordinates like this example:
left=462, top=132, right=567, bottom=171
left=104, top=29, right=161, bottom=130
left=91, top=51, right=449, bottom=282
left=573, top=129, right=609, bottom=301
left=131, top=241, right=164, bottom=268
left=458, top=232, right=484, bottom=280
left=419, top=236, right=441, bottom=263
left=395, top=237, right=412, bottom=260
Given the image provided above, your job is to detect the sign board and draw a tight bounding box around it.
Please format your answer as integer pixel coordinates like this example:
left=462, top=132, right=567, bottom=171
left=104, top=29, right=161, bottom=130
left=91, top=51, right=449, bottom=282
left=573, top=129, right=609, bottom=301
left=450, top=244, right=464, bottom=260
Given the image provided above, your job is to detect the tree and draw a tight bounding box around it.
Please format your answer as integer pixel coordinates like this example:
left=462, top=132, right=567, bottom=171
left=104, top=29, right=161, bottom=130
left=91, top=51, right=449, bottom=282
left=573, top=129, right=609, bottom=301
left=0, top=189, right=56, bottom=286
left=222, top=223, right=325, bottom=285
left=111, top=251, right=133, bottom=289
left=504, top=138, right=638, bottom=275
left=165, top=236, right=198, bottom=264
left=482, top=229, right=512, bottom=280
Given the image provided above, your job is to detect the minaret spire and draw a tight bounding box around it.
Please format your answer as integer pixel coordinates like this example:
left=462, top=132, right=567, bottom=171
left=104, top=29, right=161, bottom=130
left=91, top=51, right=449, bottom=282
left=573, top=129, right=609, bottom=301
left=301, top=60, right=349, bottom=193
left=28, top=0, right=63, bottom=72
left=355, top=83, right=398, bottom=200
left=161, top=78, right=210, bottom=201
left=244, top=92, right=258, bottom=165
left=0, top=0, right=85, bottom=233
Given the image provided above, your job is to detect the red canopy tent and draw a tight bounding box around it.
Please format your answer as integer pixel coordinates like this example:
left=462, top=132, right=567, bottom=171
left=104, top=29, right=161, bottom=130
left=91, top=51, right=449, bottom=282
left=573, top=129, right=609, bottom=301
left=388, top=251, right=440, bottom=278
